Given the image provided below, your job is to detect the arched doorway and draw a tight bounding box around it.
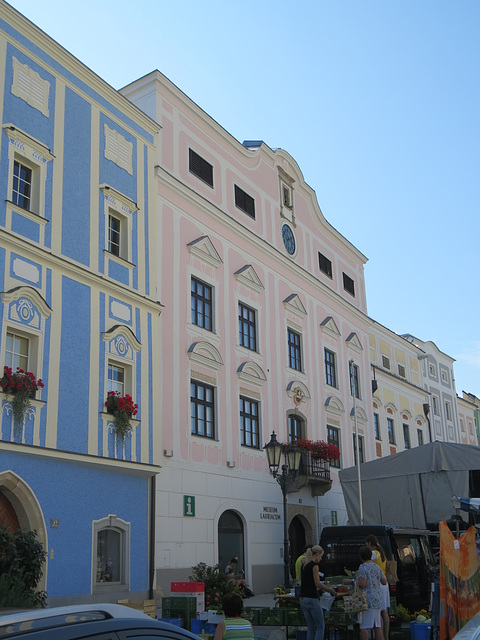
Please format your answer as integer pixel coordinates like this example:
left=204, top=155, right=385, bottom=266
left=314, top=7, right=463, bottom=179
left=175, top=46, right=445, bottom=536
left=289, top=515, right=306, bottom=579
left=218, top=510, right=245, bottom=577
left=0, top=492, right=20, bottom=531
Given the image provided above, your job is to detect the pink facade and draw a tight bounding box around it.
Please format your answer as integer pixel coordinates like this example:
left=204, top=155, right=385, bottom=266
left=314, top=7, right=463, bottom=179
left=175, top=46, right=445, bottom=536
left=123, top=72, right=374, bottom=592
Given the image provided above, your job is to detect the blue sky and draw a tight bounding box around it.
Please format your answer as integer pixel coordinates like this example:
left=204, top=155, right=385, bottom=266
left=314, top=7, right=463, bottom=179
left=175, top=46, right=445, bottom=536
left=8, top=0, right=480, bottom=396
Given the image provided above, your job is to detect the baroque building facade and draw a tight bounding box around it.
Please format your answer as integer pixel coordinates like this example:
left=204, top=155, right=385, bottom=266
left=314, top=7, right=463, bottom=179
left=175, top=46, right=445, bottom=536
left=0, top=1, right=477, bottom=603
left=0, top=1, right=161, bottom=604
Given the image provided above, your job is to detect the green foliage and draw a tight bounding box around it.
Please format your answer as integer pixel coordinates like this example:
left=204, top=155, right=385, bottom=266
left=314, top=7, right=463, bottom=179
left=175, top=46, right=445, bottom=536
left=189, top=562, right=241, bottom=611
left=0, top=526, right=47, bottom=608
left=395, top=604, right=412, bottom=622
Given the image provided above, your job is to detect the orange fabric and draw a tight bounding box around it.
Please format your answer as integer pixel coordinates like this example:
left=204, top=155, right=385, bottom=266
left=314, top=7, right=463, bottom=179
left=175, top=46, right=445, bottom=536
left=439, top=521, right=480, bottom=640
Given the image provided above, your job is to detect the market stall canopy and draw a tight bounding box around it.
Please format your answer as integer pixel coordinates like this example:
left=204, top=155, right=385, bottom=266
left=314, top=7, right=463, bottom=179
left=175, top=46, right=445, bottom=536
left=458, top=497, right=480, bottom=514
left=339, top=442, right=480, bottom=528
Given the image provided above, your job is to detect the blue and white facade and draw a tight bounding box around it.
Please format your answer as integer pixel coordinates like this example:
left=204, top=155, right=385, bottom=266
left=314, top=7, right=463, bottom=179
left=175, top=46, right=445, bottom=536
left=0, top=1, right=161, bottom=604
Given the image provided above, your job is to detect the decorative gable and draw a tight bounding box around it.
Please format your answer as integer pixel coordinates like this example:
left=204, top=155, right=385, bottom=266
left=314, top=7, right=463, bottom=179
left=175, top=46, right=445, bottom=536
left=325, top=395, right=345, bottom=416
left=286, top=380, right=311, bottom=405
left=237, top=361, right=267, bottom=387
left=345, top=332, right=363, bottom=354
left=188, top=236, right=223, bottom=268
left=1, top=286, right=51, bottom=330
left=320, top=316, right=341, bottom=339
left=188, top=341, right=223, bottom=371
left=102, top=325, right=141, bottom=361
left=234, top=265, right=264, bottom=292
left=283, top=294, right=307, bottom=319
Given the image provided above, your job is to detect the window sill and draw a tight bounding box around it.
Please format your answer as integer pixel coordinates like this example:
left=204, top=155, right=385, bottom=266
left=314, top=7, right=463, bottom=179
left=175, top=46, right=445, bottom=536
left=6, top=200, right=48, bottom=225
left=103, top=250, right=136, bottom=270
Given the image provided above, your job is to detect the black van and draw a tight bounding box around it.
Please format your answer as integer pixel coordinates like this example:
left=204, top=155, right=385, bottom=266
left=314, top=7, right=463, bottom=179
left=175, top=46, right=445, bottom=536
left=319, top=525, right=438, bottom=611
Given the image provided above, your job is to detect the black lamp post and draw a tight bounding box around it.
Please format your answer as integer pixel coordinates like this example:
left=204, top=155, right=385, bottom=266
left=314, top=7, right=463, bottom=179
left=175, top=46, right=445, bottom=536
left=264, top=431, right=302, bottom=588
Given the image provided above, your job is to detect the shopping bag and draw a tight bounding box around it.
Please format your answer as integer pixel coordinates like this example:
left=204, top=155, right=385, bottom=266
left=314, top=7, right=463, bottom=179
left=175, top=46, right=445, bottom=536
left=319, top=592, right=335, bottom=611
left=343, top=582, right=368, bottom=614
left=385, top=560, right=398, bottom=585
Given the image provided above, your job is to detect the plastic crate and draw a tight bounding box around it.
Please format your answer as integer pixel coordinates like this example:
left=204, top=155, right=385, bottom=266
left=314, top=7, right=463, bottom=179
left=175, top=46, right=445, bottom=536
left=191, top=620, right=217, bottom=634
left=117, top=599, right=156, bottom=619
left=259, top=608, right=285, bottom=626
left=158, top=619, right=183, bottom=627
left=410, top=622, right=431, bottom=640
left=242, top=608, right=262, bottom=625
left=162, top=596, right=198, bottom=629
left=285, top=608, right=306, bottom=626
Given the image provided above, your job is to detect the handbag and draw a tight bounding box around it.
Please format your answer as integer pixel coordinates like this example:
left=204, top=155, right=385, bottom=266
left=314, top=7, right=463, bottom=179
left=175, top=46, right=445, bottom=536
left=319, top=592, right=335, bottom=611
left=343, top=581, right=368, bottom=614
left=385, top=560, right=398, bottom=585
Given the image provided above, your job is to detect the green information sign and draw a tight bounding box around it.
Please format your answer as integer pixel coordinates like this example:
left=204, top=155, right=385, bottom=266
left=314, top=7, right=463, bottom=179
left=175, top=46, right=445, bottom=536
left=331, top=510, right=338, bottom=526
left=184, top=495, right=195, bottom=517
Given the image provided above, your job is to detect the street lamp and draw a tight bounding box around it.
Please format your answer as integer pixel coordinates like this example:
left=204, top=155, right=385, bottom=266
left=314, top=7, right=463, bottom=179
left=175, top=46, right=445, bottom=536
left=264, top=431, right=301, bottom=588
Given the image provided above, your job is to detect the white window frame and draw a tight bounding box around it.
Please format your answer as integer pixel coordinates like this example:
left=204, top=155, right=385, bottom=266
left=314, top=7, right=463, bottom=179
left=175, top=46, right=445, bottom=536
left=445, top=401, right=452, bottom=421
left=92, top=515, right=130, bottom=592
left=398, top=364, right=406, bottom=378
left=381, top=355, right=390, bottom=370
left=4, top=125, right=53, bottom=219
left=101, top=185, right=136, bottom=265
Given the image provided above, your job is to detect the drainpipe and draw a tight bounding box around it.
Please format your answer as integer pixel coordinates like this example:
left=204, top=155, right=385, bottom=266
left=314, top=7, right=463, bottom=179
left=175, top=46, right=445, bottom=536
left=149, top=474, right=156, bottom=600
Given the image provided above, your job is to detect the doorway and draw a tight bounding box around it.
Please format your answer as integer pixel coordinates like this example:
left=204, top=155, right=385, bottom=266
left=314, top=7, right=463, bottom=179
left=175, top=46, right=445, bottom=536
left=0, top=491, right=20, bottom=531
left=218, top=510, right=245, bottom=577
left=289, top=515, right=306, bottom=580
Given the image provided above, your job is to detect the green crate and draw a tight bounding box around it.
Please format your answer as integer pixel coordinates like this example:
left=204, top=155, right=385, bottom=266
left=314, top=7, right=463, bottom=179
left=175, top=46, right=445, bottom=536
left=162, top=597, right=197, bottom=629
left=243, top=608, right=262, bottom=625
left=259, top=608, right=286, bottom=626
left=390, top=597, right=398, bottom=615
left=285, top=608, right=305, bottom=626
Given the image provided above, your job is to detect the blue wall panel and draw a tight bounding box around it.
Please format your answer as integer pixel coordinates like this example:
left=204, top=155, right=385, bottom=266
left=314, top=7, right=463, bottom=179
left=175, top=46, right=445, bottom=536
left=0, top=451, right=150, bottom=597
left=11, top=211, right=40, bottom=242
left=62, top=87, right=91, bottom=265
left=3, top=45, right=56, bottom=149
left=57, top=277, right=90, bottom=452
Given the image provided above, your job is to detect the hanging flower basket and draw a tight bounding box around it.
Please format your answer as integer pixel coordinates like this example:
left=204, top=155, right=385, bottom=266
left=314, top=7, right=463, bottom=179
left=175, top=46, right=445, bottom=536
left=105, top=391, right=138, bottom=443
left=283, top=438, right=340, bottom=462
left=0, top=366, right=44, bottom=429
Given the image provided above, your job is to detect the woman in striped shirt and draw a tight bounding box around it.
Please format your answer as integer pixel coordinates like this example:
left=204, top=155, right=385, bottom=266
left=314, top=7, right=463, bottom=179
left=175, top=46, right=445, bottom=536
left=214, top=594, right=254, bottom=640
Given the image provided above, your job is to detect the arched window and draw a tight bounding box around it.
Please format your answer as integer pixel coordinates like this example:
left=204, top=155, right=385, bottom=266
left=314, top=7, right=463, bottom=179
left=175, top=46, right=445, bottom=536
left=92, top=515, right=130, bottom=591
left=288, top=414, right=305, bottom=443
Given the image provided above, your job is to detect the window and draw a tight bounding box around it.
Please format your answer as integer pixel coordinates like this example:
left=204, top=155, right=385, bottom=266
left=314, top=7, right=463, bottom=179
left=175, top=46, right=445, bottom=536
left=5, top=332, right=29, bottom=371
left=93, top=515, right=130, bottom=589
left=191, top=379, right=215, bottom=438
left=189, top=148, right=213, bottom=187
left=432, top=396, right=439, bottom=415
left=238, top=303, right=257, bottom=351
left=403, top=424, right=411, bottom=449
left=12, top=161, right=32, bottom=211
left=349, top=363, right=360, bottom=399
left=288, top=328, right=302, bottom=372
left=417, top=429, right=424, bottom=446
left=460, top=418, right=466, bottom=432
left=445, top=401, right=452, bottom=421
left=108, top=363, right=125, bottom=395
left=343, top=273, right=355, bottom=297
left=327, top=426, right=341, bottom=468
left=283, top=185, right=292, bottom=208
left=191, top=277, right=213, bottom=331
left=374, top=413, right=381, bottom=440
left=240, top=396, right=259, bottom=448
left=318, top=252, right=332, bottom=278
left=108, top=214, right=121, bottom=257
left=5, top=126, right=53, bottom=220
left=324, top=349, right=337, bottom=387
left=353, top=433, right=364, bottom=464
left=234, top=185, right=255, bottom=219
left=288, top=414, right=305, bottom=443
left=387, top=418, right=395, bottom=445
left=398, top=364, right=406, bottom=378
left=381, top=355, right=390, bottom=370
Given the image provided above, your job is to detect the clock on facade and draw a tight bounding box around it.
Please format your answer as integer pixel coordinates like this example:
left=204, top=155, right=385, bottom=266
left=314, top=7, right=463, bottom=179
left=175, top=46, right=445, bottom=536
left=282, top=224, right=296, bottom=255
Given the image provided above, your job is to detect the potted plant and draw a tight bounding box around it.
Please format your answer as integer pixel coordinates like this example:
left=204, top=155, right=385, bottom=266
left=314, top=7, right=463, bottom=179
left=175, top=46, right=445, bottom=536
left=0, top=365, right=44, bottom=430
left=282, top=438, right=340, bottom=463
left=104, top=391, right=138, bottom=443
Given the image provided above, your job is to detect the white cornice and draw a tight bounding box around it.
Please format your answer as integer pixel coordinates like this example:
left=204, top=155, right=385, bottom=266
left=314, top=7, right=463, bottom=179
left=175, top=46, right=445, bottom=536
left=284, top=294, right=307, bottom=318
left=187, top=236, right=223, bottom=268
left=1, top=3, right=159, bottom=138
left=320, top=316, right=341, bottom=338
left=0, top=230, right=163, bottom=314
